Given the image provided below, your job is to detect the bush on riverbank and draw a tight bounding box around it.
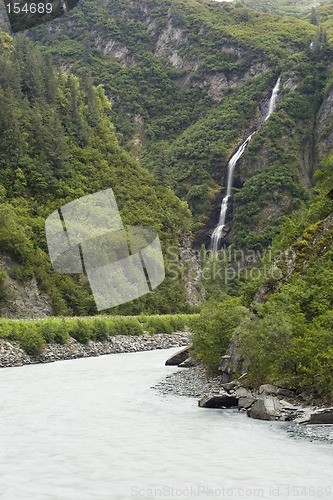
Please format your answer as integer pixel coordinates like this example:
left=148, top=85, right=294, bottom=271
left=190, top=299, right=249, bottom=373
left=0, top=314, right=197, bottom=354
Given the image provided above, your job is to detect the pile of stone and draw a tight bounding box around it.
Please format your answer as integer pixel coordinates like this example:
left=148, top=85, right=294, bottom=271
left=0, top=332, right=190, bottom=369
left=157, top=348, right=333, bottom=427
left=199, top=382, right=333, bottom=425
left=198, top=383, right=303, bottom=421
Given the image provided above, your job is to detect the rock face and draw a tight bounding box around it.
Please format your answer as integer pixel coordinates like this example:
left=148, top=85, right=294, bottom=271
left=0, top=254, right=53, bottom=319
left=318, top=86, right=333, bottom=157
left=150, top=14, right=268, bottom=100
left=165, top=345, right=192, bottom=366
left=218, top=340, right=247, bottom=383
left=178, top=232, right=205, bottom=307
left=198, top=394, right=239, bottom=409
left=94, top=37, right=135, bottom=67
left=297, top=407, right=333, bottom=425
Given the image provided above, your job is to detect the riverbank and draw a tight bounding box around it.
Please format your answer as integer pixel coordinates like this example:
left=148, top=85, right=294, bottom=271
left=154, top=363, right=333, bottom=444
left=0, top=332, right=190, bottom=368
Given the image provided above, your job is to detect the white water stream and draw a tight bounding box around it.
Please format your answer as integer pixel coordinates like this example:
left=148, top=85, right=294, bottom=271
left=0, top=348, right=333, bottom=500
left=211, top=78, right=281, bottom=251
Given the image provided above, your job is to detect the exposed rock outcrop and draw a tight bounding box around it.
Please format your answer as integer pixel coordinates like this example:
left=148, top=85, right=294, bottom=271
left=0, top=254, right=52, bottom=319
left=165, top=345, right=191, bottom=366
left=94, top=36, right=136, bottom=67
left=318, top=86, right=333, bottom=158
left=178, top=232, right=205, bottom=306
left=198, top=394, right=239, bottom=409
left=297, top=407, right=333, bottom=425
left=218, top=339, right=247, bottom=383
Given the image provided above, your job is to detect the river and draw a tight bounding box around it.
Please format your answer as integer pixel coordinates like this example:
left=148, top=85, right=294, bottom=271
left=0, top=348, right=332, bottom=500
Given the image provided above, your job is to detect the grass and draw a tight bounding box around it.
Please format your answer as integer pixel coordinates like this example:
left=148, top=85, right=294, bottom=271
left=0, top=314, right=198, bottom=355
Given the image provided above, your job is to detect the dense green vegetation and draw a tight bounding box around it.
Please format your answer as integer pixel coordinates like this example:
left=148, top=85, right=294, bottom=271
left=0, top=0, right=333, bottom=400
left=0, top=33, right=191, bottom=316
left=234, top=0, right=331, bottom=18
left=192, top=163, right=333, bottom=399
left=19, top=0, right=318, bottom=237
left=0, top=314, right=197, bottom=355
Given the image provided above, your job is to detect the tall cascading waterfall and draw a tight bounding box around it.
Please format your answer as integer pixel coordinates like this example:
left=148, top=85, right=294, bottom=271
left=211, top=77, right=281, bottom=252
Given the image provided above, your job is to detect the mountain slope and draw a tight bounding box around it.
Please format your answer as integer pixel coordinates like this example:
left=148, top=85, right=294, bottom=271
left=14, top=0, right=322, bottom=246
left=0, top=33, right=192, bottom=317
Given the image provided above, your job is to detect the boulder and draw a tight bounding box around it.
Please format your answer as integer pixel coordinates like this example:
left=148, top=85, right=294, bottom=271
left=234, top=387, right=253, bottom=399
left=259, top=384, right=278, bottom=396
left=277, top=387, right=295, bottom=398
left=247, top=395, right=301, bottom=421
left=221, top=381, right=238, bottom=392
left=178, top=357, right=197, bottom=368
left=247, top=396, right=283, bottom=421
left=297, top=407, right=333, bottom=425
left=198, top=394, right=239, bottom=409
left=221, top=373, right=249, bottom=392
left=238, top=397, right=257, bottom=411
left=165, top=346, right=191, bottom=366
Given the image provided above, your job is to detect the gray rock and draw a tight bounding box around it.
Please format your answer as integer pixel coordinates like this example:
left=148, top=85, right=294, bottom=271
left=218, top=340, right=247, bottom=383
left=0, top=333, right=191, bottom=370
left=259, top=384, right=278, bottom=395
left=247, top=396, right=283, bottom=421
left=234, top=387, right=253, bottom=399
left=238, top=397, right=257, bottom=410
left=178, top=357, right=197, bottom=368
left=165, top=345, right=191, bottom=366
left=198, top=394, right=239, bottom=409
left=221, top=381, right=238, bottom=392
left=297, top=407, right=333, bottom=425
left=277, top=387, right=295, bottom=398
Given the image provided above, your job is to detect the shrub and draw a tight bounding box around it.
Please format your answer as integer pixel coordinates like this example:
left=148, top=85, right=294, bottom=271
left=18, top=324, right=46, bottom=356
left=70, top=320, right=92, bottom=344
left=0, top=269, right=10, bottom=306
left=168, top=315, right=186, bottom=331
left=122, top=318, right=144, bottom=336
left=144, top=316, right=173, bottom=334
left=191, top=298, right=250, bottom=373
left=92, top=319, right=109, bottom=341
left=41, top=319, right=70, bottom=345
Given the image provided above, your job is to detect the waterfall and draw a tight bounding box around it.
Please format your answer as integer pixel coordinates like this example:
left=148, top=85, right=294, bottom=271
left=211, top=77, right=281, bottom=252
left=265, top=77, right=281, bottom=121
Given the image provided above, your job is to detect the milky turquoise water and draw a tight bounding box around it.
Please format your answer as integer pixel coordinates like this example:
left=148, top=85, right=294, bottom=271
left=0, top=348, right=332, bottom=500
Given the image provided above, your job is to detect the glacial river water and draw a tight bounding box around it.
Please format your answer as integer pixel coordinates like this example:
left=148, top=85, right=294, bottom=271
left=0, top=348, right=332, bottom=500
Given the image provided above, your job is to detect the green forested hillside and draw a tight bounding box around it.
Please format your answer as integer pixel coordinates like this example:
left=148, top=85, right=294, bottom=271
left=16, top=0, right=322, bottom=243
left=0, top=33, right=191, bottom=316
left=192, top=162, right=333, bottom=399
left=235, top=0, right=330, bottom=18
left=0, top=0, right=333, bottom=396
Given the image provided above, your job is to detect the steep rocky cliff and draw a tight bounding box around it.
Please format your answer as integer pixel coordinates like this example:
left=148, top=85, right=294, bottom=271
left=0, top=255, right=52, bottom=318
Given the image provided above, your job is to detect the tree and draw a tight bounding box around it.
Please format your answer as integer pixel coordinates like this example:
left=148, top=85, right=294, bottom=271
left=310, top=7, right=318, bottom=26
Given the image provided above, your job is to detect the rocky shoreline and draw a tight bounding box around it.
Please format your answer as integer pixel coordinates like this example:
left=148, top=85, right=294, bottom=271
left=154, top=351, right=333, bottom=444
left=0, top=332, right=190, bottom=369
